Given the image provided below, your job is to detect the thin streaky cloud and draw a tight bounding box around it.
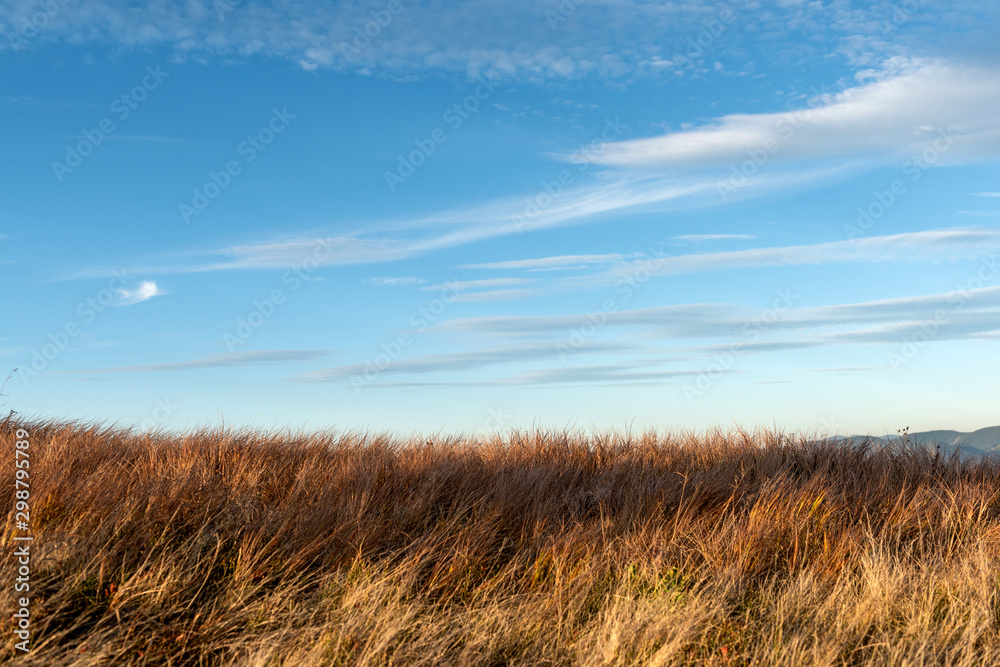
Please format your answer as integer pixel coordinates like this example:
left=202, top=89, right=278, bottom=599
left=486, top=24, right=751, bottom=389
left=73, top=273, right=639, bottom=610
left=451, top=289, right=541, bottom=303
left=496, top=366, right=721, bottom=386
left=687, top=317, right=1000, bottom=356
left=441, top=284, right=1000, bottom=337
left=421, top=278, right=532, bottom=290
left=296, top=342, right=630, bottom=382
left=460, top=253, right=641, bottom=271
left=455, top=228, right=1000, bottom=295
left=54, top=225, right=1000, bottom=300
left=580, top=228, right=1000, bottom=287
left=673, top=234, right=756, bottom=242
left=62, top=176, right=721, bottom=279
left=76, top=350, right=331, bottom=373
left=366, top=276, right=427, bottom=286
left=66, top=159, right=863, bottom=284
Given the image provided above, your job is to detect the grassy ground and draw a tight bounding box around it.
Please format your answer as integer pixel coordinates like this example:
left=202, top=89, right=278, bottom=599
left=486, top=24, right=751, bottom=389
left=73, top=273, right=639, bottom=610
left=2, top=418, right=1000, bottom=665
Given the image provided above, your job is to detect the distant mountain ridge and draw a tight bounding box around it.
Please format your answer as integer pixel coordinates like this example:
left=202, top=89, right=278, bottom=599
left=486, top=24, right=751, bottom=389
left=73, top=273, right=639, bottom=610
left=834, top=426, right=1000, bottom=458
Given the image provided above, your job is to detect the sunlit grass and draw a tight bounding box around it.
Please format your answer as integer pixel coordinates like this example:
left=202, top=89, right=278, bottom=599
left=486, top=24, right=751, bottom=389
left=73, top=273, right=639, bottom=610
left=2, top=419, right=999, bottom=665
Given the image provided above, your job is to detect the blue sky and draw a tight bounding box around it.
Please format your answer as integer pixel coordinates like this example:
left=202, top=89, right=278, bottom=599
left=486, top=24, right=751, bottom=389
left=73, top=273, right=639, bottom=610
left=2, top=0, right=999, bottom=436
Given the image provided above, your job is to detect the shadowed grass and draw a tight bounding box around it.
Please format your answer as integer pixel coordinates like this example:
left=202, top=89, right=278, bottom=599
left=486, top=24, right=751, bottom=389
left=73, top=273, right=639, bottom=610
left=2, top=419, right=1000, bottom=665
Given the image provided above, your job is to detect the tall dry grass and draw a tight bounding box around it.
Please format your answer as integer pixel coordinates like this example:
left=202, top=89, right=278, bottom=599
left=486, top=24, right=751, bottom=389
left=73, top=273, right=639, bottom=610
left=1, top=418, right=999, bottom=666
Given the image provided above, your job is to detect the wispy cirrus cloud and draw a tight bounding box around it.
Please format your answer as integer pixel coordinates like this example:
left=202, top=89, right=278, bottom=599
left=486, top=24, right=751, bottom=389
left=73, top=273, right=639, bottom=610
left=76, top=280, right=1000, bottom=388
left=460, top=253, right=639, bottom=271
left=497, top=366, right=720, bottom=386
left=294, top=283, right=1000, bottom=388
left=65, top=176, right=730, bottom=278
left=421, top=277, right=531, bottom=290
left=66, top=58, right=1000, bottom=287
left=295, top=342, right=628, bottom=382
left=421, top=278, right=539, bottom=303
left=582, top=59, right=1000, bottom=169
left=458, top=228, right=1000, bottom=292
left=673, top=234, right=755, bottom=242
left=76, top=350, right=331, bottom=373
left=442, top=284, right=1000, bottom=339
left=451, top=289, right=541, bottom=303
left=365, top=276, right=427, bottom=286
left=577, top=228, right=1000, bottom=287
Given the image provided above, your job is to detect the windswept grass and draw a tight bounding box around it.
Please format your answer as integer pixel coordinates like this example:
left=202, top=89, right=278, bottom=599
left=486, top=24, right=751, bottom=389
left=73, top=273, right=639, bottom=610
left=2, top=419, right=1000, bottom=665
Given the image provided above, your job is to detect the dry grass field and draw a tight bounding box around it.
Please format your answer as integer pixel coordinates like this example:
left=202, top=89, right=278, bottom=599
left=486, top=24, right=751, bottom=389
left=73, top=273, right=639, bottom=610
left=2, top=418, right=1000, bottom=666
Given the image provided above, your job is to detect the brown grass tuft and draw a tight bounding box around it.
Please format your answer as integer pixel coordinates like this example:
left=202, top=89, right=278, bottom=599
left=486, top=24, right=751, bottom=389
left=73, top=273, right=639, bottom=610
left=2, top=419, right=1000, bottom=665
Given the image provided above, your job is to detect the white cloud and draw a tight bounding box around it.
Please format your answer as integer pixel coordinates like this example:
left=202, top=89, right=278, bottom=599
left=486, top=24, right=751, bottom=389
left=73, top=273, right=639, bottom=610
left=114, top=280, right=164, bottom=306
left=422, top=277, right=530, bottom=290
left=460, top=253, right=639, bottom=271
left=451, top=289, right=540, bottom=303
left=973, top=193, right=1000, bottom=197
left=365, top=276, right=427, bottom=286
left=672, top=234, right=756, bottom=242
left=584, top=59, right=1000, bottom=169
left=7, top=2, right=996, bottom=83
